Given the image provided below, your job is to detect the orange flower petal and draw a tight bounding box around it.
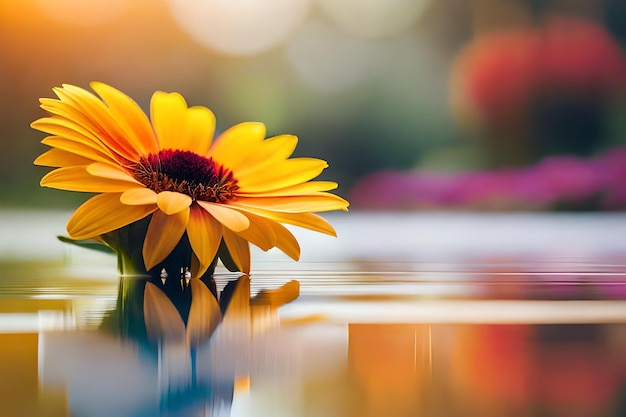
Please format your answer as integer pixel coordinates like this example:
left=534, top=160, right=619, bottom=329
left=40, top=136, right=120, bottom=165
left=232, top=193, right=349, bottom=213
left=55, top=84, right=151, bottom=161
left=187, top=206, right=223, bottom=274
left=196, top=201, right=250, bottom=232
left=90, top=82, right=159, bottom=157
left=228, top=207, right=337, bottom=236
left=150, top=91, right=216, bottom=155
left=269, top=222, right=300, bottom=261
left=41, top=166, right=144, bottom=193
left=156, top=191, right=193, bottom=215
left=228, top=134, right=298, bottom=175
left=38, top=97, right=123, bottom=154
left=237, top=181, right=338, bottom=197
left=143, top=208, right=190, bottom=270
left=222, top=229, right=251, bottom=274
left=120, top=188, right=158, bottom=205
left=86, top=162, right=141, bottom=183
left=34, top=148, right=94, bottom=167
left=67, top=193, right=157, bottom=240
left=235, top=158, right=329, bottom=193
left=208, top=122, right=266, bottom=168
left=32, top=116, right=100, bottom=143
left=234, top=212, right=277, bottom=251
left=32, top=118, right=116, bottom=159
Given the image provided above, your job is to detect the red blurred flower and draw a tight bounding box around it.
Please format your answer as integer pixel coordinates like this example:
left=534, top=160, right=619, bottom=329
left=451, top=17, right=626, bottom=162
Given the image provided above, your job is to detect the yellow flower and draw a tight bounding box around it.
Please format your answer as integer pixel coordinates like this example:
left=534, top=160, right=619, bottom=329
left=33, top=82, right=348, bottom=275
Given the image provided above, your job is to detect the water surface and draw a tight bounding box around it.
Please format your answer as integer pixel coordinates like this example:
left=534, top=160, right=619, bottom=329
left=1, top=211, right=625, bottom=416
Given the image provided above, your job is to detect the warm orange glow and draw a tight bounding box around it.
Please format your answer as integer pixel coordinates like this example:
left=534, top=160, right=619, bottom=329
left=348, top=324, right=431, bottom=416
left=35, top=0, right=130, bottom=26
left=0, top=334, right=68, bottom=417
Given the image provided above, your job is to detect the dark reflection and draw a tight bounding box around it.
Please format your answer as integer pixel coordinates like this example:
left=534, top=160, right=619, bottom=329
left=39, top=274, right=299, bottom=417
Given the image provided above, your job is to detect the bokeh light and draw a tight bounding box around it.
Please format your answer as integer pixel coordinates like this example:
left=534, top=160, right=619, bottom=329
left=285, top=20, right=375, bottom=93
left=170, top=0, right=312, bottom=56
left=35, top=0, right=129, bottom=26
left=317, top=0, right=431, bottom=39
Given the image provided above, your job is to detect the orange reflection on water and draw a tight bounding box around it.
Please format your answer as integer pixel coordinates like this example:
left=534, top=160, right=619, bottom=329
left=0, top=334, right=68, bottom=417
left=302, top=322, right=626, bottom=417
left=348, top=324, right=431, bottom=417
left=449, top=323, right=626, bottom=417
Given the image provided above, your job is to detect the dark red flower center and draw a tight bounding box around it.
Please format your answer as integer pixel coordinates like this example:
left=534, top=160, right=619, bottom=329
left=131, top=149, right=239, bottom=203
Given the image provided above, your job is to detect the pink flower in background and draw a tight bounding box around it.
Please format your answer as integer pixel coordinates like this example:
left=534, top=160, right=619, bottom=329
left=349, top=148, right=626, bottom=211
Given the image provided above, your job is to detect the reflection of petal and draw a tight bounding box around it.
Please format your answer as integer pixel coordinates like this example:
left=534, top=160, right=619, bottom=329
left=197, top=275, right=252, bottom=381
left=187, top=279, right=222, bottom=346
left=143, top=282, right=186, bottom=342
left=224, top=274, right=252, bottom=320
left=251, top=280, right=300, bottom=307
left=249, top=281, right=299, bottom=335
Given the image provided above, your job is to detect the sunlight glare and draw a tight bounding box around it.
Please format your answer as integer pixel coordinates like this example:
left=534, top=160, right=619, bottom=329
left=170, top=0, right=312, bottom=56
left=317, top=0, right=431, bottom=39
left=285, top=20, right=375, bottom=93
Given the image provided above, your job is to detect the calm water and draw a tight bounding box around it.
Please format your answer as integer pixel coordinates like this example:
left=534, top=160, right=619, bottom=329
left=1, top=211, right=626, bottom=417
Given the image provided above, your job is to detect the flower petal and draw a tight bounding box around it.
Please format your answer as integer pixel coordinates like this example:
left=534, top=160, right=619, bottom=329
left=237, top=181, right=338, bottom=197
left=34, top=148, right=94, bottom=167
left=40, top=135, right=119, bottom=165
left=54, top=84, right=158, bottom=161
left=67, top=193, right=157, bottom=240
left=41, top=166, right=144, bottom=193
left=208, top=122, right=266, bottom=168
left=86, top=162, right=141, bottom=183
left=42, top=93, right=138, bottom=161
left=227, top=207, right=337, bottom=236
left=156, top=191, right=192, bottom=215
left=143, top=208, right=190, bottom=270
left=90, top=82, right=158, bottom=157
left=228, top=134, right=298, bottom=174
left=234, top=212, right=277, bottom=251
left=222, top=229, right=251, bottom=274
left=150, top=91, right=216, bottom=154
left=187, top=206, right=223, bottom=275
left=32, top=118, right=116, bottom=160
left=32, top=116, right=100, bottom=143
left=196, top=201, right=250, bottom=232
left=120, top=188, right=158, bottom=205
left=232, top=193, right=349, bottom=213
left=268, top=222, right=300, bottom=261
left=235, top=158, right=329, bottom=193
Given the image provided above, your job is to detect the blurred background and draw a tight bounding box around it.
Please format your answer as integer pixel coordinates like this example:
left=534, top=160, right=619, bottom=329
left=1, top=0, right=625, bottom=211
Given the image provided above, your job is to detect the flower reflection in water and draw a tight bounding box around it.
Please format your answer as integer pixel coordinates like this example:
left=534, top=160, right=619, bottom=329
left=39, top=274, right=299, bottom=417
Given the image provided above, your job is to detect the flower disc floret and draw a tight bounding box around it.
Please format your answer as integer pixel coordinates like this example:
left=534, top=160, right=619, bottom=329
left=132, top=149, right=239, bottom=203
